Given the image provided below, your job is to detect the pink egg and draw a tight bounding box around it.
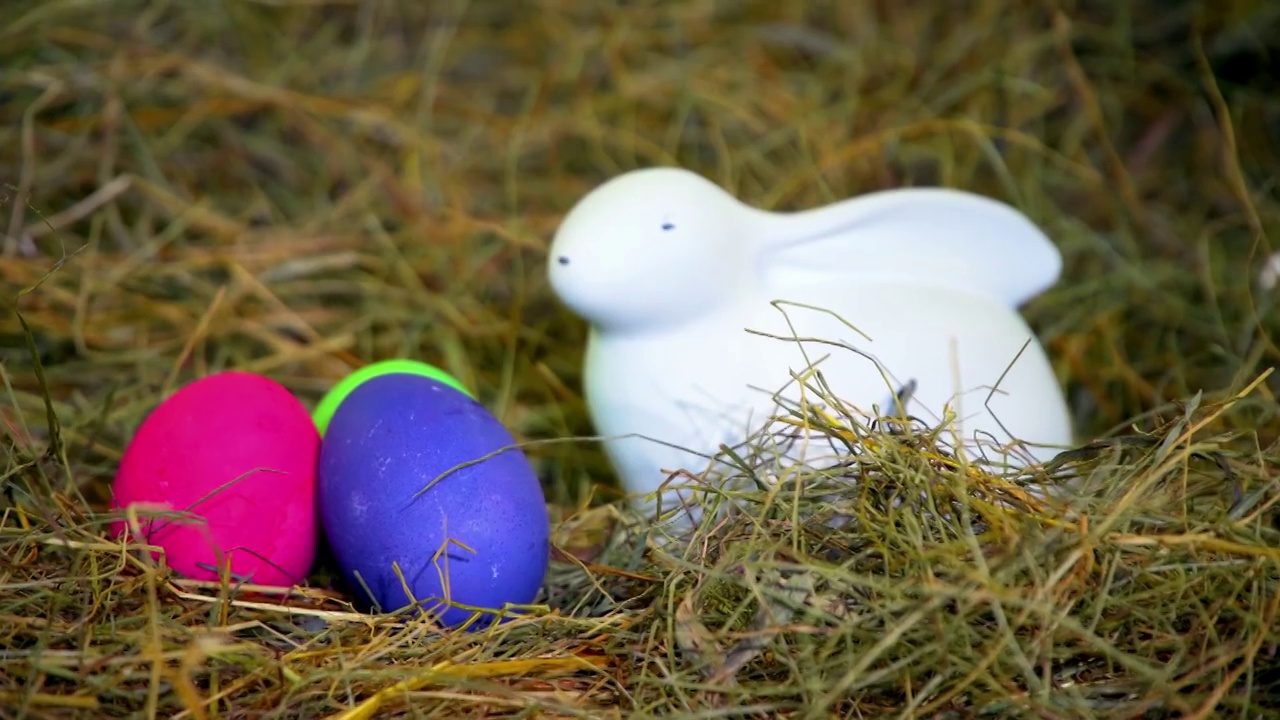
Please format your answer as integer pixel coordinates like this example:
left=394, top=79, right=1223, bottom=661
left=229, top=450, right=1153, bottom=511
left=110, top=371, right=320, bottom=588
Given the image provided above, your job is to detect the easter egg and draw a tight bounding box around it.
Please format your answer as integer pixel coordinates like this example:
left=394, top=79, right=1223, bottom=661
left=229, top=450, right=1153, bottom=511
left=312, top=358, right=472, bottom=436
left=317, top=373, right=550, bottom=628
left=110, top=371, right=321, bottom=588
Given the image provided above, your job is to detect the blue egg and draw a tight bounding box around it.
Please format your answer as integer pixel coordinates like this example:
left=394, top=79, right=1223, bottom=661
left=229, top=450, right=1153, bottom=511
left=317, top=373, right=550, bottom=628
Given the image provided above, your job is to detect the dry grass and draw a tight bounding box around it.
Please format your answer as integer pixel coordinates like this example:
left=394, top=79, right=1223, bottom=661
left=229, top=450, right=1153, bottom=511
left=3, top=0, right=1280, bottom=717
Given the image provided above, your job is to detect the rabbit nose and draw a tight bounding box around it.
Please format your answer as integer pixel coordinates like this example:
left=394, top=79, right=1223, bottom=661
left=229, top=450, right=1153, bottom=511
left=556, top=256, right=570, bottom=266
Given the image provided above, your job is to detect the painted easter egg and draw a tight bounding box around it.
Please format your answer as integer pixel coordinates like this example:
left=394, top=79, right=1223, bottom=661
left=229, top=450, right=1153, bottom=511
left=110, top=371, right=321, bottom=588
left=317, top=373, right=550, bottom=628
left=312, top=358, right=472, bottom=436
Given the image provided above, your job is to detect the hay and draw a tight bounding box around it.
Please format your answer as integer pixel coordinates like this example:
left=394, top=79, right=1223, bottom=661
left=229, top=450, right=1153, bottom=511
left=3, top=0, right=1280, bottom=717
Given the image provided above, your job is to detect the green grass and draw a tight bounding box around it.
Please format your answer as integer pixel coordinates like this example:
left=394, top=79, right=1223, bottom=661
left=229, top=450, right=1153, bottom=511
left=2, top=0, right=1279, bottom=717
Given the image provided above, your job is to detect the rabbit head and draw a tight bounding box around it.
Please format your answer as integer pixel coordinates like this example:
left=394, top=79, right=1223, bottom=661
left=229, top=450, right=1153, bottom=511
left=547, top=167, right=767, bottom=333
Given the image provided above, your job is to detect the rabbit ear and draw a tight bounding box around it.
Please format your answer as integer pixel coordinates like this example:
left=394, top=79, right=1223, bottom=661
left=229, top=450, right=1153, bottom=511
left=754, top=187, right=1063, bottom=307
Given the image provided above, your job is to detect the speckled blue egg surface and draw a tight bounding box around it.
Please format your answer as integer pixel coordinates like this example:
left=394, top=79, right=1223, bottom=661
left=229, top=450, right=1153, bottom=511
left=317, top=373, right=551, bottom=628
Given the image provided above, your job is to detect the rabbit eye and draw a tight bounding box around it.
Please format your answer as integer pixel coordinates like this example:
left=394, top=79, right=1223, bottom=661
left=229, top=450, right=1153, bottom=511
left=661, top=222, right=675, bottom=231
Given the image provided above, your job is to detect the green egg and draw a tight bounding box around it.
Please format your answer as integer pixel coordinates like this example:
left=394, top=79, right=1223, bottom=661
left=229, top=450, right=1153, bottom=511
left=312, top=359, right=473, bottom=436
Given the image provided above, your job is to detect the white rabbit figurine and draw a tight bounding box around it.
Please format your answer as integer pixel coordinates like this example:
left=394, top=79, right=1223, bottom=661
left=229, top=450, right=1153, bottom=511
left=547, top=166, right=1074, bottom=520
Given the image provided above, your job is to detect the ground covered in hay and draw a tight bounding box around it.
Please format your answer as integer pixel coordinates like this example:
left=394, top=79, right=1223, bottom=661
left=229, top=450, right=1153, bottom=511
left=3, top=1, right=1280, bottom=718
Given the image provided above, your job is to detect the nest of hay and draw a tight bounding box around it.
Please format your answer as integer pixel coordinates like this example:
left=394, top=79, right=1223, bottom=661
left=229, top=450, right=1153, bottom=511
left=3, top=1, right=1280, bottom=717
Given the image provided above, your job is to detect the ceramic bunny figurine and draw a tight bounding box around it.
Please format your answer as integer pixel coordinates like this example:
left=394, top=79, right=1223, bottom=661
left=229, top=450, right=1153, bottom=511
left=547, top=166, right=1074, bottom=520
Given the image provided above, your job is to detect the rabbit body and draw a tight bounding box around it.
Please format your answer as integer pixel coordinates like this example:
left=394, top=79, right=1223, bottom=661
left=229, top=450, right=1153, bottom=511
left=548, top=167, right=1074, bottom=516
left=581, top=275, right=1071, bottom=511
